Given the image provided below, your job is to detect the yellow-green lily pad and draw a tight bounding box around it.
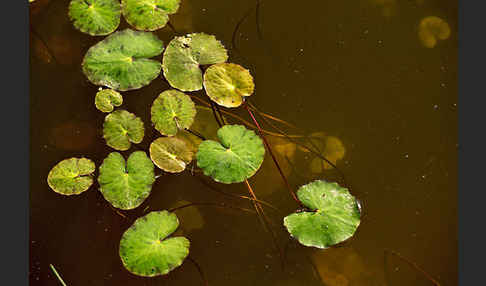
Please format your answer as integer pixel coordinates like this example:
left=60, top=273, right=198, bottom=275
left=47, top=157, right=95, bottom=195
left=149, top=137, right=195, bottom=173
left=103, top=109, right=144, bottom=151
left=122, top=0, right=180, bottom=31
left=150, top=90, right=196, bottom=136
left=95, top=88, right=123, bottom=113
left=68, top=0, right=121, bottom=36
left=203, top=63, right=255, bottom=108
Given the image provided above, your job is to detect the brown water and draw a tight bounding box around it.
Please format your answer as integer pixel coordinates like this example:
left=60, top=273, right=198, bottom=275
left=30, top=0, right=457, bottom=285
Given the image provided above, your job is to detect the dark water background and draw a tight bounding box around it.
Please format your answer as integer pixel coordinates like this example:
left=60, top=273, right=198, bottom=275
left=30, top=0, right=457, bottom=285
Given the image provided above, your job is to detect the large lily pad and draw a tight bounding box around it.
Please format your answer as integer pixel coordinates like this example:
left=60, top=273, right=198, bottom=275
left=150, top=90, right=196, bottom=136
left=119, top=210, right=190, bottom=277
left=95, top=88, right=123, bottom=113
left=203, top=63, right=255, bottom=108
left=103, top=109, right=144, bottom=151
left=98, top=151, right=155, bottom=210
left=150, top=137, right=194, bottom=173
left=162, top=33, right=228, bottom=92
left=196, top=125, right=265, bottom=184
left=283, top=180, right=361, bottom=249
left=68, top=0, right=121, bottom=36
left=82, top=29, right=164, bottom=91
left=47, top=157, right=95, bottom=195
left=122, top=0, right=180, bottom=31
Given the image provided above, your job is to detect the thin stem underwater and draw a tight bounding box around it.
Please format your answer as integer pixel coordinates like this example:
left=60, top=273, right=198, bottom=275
left=49, top=264, right=67, bottom=286
left=168, top=202, right=256, bottom=215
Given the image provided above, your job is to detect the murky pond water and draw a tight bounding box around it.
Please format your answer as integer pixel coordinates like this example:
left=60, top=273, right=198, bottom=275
left=30, top=0, right=457, bottom=285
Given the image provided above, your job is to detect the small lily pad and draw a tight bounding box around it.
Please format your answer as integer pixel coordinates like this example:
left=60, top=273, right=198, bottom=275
left=95, top=88, right=123, bottom=112
left=82, top=29, right=164, bottom=91
left=196, top=125, right=265, bottom=184
left=119, top=210, right=190, bottom=277
left=122, top=0, right=180, bottom=31
left=47, top=157, right=95, bottom=195
left=283, top=180, right=361, bottom=249
left=150, top=90, right=196, bottom=136
left=103, top=109, right=144, bottom=151
left=68, top=0, right=121, bottom=36
left=98, top=151, right=155, bottom=210
left=150, top=137, right=194, bottom=173
left=203, top=63, right=255, bottom=108
left=162, top=33, right=228, bottom=91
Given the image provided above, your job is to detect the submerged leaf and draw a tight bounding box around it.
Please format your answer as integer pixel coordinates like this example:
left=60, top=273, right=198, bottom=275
left=82, top=29, right=164, bottom=91
left=203, top=63, right=255, bottom=108
left=68, top=0, right=121, bottom=36
left=95, top=88, right=123, bottom=112
left=122, top=0, right=180, bottom=31
left=98, top=151, right=155, bottom=210
left=418, top=16, right=450, bottom=48
left=119, top=210, right=190, bottom=277
left=150, top=90, right=196, bottom=136
left=196, top=125, right=265, bottom=184
left=103, top=109, right=144, bottom=151
left=284, top=180, right=361, bottom=249
left=150, top=137, right=194, bottom=173
left=47, top=157, right=95, bottom=195
left=162, top=33, right=228, bottom=91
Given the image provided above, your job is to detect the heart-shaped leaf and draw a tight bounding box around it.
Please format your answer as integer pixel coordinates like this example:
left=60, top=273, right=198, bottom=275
left=47, top=158, right=95, bottom=195
left=283, top=180, right=361, bottom=249
left=203, top=63, right=255, bottom=108
left=149, top=136, right=194, bottom=173
left=82, top=29, right=164, bottom=91
left=119, top=210, right=190, bottom=277
left=68, top=0, right=121, bottom=36
left=196, top=124, right=265, bottom=184
left=122, top=0, right=180, bottom=31
left=162, top=33, right=228, bottom=91
left=98, top=151, right=155, bottom=210
left=150, top=89, right=196, bottom=136
left=95, top=88, right=123, bottom=113
left=103, top=109, right=144, bottom=151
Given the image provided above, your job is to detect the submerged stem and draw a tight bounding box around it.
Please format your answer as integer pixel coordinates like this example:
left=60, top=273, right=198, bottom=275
left=187, top=256, right=208, bottom=286
left=49, top=264, right=67, bottom=286
left=169, top=202, right=256, bottom=215
left=384, top=249, right=441, bottom=286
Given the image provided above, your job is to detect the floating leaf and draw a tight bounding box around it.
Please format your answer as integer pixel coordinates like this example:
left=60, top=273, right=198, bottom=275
left=47, top=158, right=95, bottom=195
left=196, top=125, right=265, bottom=184
left=162, top=33, right=228, bottom=91
left=82, top=29, right=164, bottom=91
left=203, top=63, right=255, bottom=108
left=122, top=0, right=180, bottom=31
left=418, top=16, right=450, bottom=48
left=95, top=88, right=123, bottom=112
left=103, top=109, right=144, bottom=151
left=150, top=90, right=196, bottom=136
left=119, top=210, right=190, bottom=276
left=283, top=180, right=361, bottom=249
left=68, top=0, right=121, bottom=36
left=98, top=151, right=155, bottom=210
left=150, top=137, right=194, bottom=173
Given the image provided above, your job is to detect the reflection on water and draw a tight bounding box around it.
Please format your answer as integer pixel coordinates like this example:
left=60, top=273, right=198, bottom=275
left=418, top=16, right=451, bottom=48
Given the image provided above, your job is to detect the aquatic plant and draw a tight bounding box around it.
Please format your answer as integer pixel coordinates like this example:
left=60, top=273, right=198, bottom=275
left=95, top=88, right=123, bottom=113
left=418, top=16, right=451, bottom=48
left=47, top=157, right=95, bottom=195
left=103, top=109, right=144, bottom=151
left=150, top=136, right=194, bottom=173
left=150, top=89, right=196, bottom=136
left=122, top=0, right=181, bottom=31
left=68, top=0, right=121, bottom=36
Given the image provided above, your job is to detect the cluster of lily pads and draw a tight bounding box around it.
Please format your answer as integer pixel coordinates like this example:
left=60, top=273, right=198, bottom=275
left=46, top=0, right=361, bottom=279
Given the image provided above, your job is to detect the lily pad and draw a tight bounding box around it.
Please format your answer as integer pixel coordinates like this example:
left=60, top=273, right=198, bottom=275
left=203, top=63, right=255, bottom=108
left=418, top=16, right=450, bottom=48
left=283, top=180, right=361, bottom=249
left=196, top=125, right=265, bottom=184
left=150, top=137, right=194, bottom=173
left=122, top=0, right=180, bottom=31
left=82, top=29, right=164, bottom=91
left=68, top=0, right=121, bottom=36
left=150, top=90, right=196, bottom=136
left=162, top=33, right=228, bottom=91
left=95, top=88, right=123, bottom=112
left=98, top=151, right=155, bottom=210
left=47, top=157, right=95, bottom=195
left=103, top=109, right=144, bottom=151
left=119, top=210, right=190, bottom=277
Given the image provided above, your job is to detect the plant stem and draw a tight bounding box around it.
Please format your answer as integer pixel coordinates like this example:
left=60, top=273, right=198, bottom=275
left=209, top=101, right=223, bottom=127
left=185, top=128, right=206, bottom=140
left=49, top=264, right=67, bottom=286
left=384, top=249, right=441, bottom=286
left=169, top=202, right=256, bottom=215
left=187, top=256, right=208, bottom=286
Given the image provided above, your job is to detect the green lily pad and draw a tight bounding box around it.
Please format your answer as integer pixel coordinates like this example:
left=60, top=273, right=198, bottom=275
left=98, top=151, right=155, bottom=210
left=95, top=88, right=123, bottom=112
left=68, top=0, right=121, bottom=36
left=82, top=29, right=164, bottom=91
left=162, top=33, right=228, bottom=92
left=196, top=125, right=265, bottom=184
left=150, top=137, right=194, bottom=173
left=283, top=180, right=361, bottom=249
left=103, top=109, right=144, bottom=151
left=150, top=90, right=196, bottom=136
left=122, top=0, right=180, bottom=31
left=119, top=210, right=190, bottom=277
left=203, top=63, right=255, bottom=108
left=47, top=157, right=95, bottom=195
